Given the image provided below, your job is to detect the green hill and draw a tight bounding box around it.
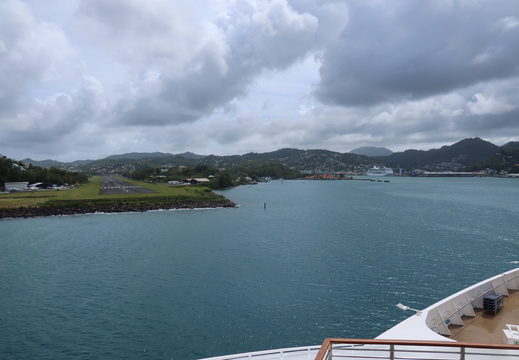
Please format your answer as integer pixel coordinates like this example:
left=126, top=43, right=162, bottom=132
left=12, top=137, right=519, bottom=174
left=383, top=138, right=500, bottom=170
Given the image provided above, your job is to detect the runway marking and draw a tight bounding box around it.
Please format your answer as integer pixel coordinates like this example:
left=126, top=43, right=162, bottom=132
left=100, top=186, right=141, bottom=189
left=99, top=176, right=157, bottom=195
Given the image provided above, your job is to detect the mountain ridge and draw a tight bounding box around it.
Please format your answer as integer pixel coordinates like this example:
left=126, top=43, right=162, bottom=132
left=350, top=146, right=393, bottom=157
left=14, top=137, right=519, bottom=174
left=383, top=137, right=501, bottom=170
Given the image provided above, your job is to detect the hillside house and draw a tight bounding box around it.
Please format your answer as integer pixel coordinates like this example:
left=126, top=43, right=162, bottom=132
left=185, top=178, right=211, bottom=185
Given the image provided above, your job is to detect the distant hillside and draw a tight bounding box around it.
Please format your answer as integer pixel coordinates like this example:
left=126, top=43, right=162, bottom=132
left=104, top=151, right=206, bottom=160
left=21, top=158, right=63, bottom=168
left=384, top=138, right=500, bottom=170
left=350, top=146, right=393, bottom=157
left=197, top=148, right=373, bottom=174
left=177, top=151, right=207, bottom=159
left=61, top=148, right=373, bottom=175
left=468, top=142, right=519, bottom=174
left=22, top=158, right=94, bottom=169
left=248, top=148, right=372, bottom=172
left=1, top=156, right=88, bottom=187
left=69, top=159, right=95, bottom=166
left=502, top=141, right=519, bottom=150
left=105, top=152, right=175, bottom=160
left=13, top=137, right=518, bottom=175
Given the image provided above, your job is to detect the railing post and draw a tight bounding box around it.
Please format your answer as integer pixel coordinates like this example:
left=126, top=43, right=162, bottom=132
left=389, top=344, right=394, bottom=360
left=326, top=341, right=332, bottom=360
left=460, top=346, right=465, bottom=360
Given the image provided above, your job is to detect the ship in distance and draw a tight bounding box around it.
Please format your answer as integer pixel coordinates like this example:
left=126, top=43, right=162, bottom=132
left=200, top=268, right=519, bottom=360
left=366, top=166, right=394, bottom=176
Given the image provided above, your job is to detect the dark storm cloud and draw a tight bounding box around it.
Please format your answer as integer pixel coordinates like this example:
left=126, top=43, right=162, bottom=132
left=456, top=108, right=519, bottom=134
left=315, top=1, right=519, bottom=106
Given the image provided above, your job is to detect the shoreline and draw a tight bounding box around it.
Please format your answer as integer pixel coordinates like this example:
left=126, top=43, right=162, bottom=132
left=0, top=199, right=237, bottom=219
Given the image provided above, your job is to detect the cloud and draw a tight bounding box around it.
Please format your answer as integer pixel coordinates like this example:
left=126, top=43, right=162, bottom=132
left=466, top=79, right=519, bottom=115
left=79, top=0, right=319, bottom=126
left=77, top=0, right=204, bottom=72
left=0, top=0, right=74, bottom=114
left=1, top=0, right=518, bottom=162
left=1, top=76, right=106, bottom=158
left=315, top=0, right=519, bottom=106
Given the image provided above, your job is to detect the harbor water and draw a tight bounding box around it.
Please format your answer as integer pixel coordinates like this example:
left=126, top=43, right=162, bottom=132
left=1, top=177, right=518, bottom=359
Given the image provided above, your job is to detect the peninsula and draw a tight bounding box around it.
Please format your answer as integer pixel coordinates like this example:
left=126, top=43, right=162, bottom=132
left=0, top=176, right=236, bottom=219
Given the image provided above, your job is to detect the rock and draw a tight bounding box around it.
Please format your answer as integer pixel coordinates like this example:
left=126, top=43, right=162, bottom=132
left=0, top=199, right=236, bottom=219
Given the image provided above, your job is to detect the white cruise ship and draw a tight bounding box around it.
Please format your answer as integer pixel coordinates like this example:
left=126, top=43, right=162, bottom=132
left=200, top=268, right=519, bottom=360
left=366, top=166, right=394, bottom=176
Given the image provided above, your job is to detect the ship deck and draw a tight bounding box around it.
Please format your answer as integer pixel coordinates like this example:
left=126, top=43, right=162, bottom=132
left=448, top=289, right=519, bottom=344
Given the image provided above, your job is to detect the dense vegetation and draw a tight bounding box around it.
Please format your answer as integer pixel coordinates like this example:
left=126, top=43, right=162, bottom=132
left=0, top=156, right=88, bottom=188
left=12, top=137, right=519, bottom=176
left=467, top=146, right=519, bottom=174
left=231, top=161, right=302, bottom=179
left=124, top=162, right=302, bottom=188
left=29, top=148, right=372, bottom=175
left=383, top=138, right=501, bottom=170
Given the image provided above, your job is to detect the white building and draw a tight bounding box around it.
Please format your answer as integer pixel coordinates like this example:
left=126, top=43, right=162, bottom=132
left=4, top=182, right=29, bottom=191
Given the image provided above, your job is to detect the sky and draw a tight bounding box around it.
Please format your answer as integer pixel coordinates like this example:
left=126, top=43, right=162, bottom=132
left=1, top=0, right=519, bottom=162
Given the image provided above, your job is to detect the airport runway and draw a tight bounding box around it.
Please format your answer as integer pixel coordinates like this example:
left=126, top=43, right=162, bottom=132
left=99, top=176, right=157, bottom=195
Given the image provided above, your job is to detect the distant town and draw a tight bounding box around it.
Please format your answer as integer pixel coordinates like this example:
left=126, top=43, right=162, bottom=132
left=2, top=137, right=519, bottom=193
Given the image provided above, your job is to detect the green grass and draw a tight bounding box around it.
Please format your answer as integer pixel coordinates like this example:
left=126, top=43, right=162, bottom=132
left=0, top=176, right=226, bottom=209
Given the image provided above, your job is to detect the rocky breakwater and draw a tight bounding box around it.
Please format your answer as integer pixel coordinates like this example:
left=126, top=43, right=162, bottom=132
left=0, top=198, right=237, bottom=219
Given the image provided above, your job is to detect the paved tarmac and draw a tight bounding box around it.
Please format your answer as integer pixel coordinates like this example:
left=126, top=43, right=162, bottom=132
left=99, top=176, right=157, bottom=195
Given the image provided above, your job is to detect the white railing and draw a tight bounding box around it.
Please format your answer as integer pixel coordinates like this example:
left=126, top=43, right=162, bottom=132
left=199, top=345, right=321, bottom=360
left=426, top=268, right=519, bottom=336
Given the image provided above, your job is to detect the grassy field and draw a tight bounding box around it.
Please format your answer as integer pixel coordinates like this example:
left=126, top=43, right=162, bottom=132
left=0, top=176, right=228, bottom=210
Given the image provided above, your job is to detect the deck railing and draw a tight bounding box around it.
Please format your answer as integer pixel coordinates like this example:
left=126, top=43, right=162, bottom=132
left=314, top=338, right=519, bottom=360
left=199, top=344, right=322, bottom=360
left=426, top=268, right=519, bottom=336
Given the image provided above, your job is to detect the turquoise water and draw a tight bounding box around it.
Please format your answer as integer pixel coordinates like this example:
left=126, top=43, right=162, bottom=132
left=1, top=178, right=518, bottom=359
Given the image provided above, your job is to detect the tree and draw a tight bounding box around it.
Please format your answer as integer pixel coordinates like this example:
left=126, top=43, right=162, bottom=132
left=214, top=172, right=234, bottom=189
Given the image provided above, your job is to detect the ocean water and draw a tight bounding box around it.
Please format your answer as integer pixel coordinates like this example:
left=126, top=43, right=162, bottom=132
left=0, top=177, right=518, bottom=359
